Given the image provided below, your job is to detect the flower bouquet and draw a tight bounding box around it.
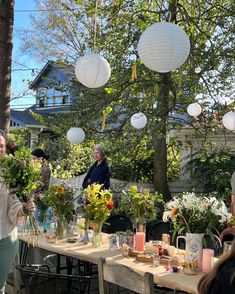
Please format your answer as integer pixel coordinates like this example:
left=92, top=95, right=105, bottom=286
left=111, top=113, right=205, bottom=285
left=163, top=192, right=231, bottom=235
left=43, top=184, right=74, bottom=239
left=0, top=147, right=42, bottom=245
left=79, top=184, right=114, bottom=246
left=120, top=185, right=158, bottom=231
left=163, top=192, right=232, bottom=273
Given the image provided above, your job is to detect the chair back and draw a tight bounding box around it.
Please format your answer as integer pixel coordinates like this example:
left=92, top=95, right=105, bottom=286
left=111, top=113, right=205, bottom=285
left=16, top=265, right=91, bottom=294
left=98, top=258, right=154, bottom=294
left=203, top=234, right=223, bottom=257
left=102, top=214, right=133, bottom=234
left=146, top=221, right=171, bottom=242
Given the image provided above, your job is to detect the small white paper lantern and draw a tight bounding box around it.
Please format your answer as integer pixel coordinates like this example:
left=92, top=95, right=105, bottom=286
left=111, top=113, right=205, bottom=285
left=222, top=111, right=235, bottom=131
left=195, top=66, right=202, bottom=74
left=137, top=22, right=190, bottom=73
left=75, top=53, right=111, bottom=88
left=187, top=103, right=202, bottom=117
left=131, top=112, right=147, bottom=129
left=67, top=127, right=85, bottom=144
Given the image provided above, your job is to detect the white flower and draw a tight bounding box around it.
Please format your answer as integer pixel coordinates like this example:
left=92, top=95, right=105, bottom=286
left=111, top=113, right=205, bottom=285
left=163, top=211, right=172, bottom=222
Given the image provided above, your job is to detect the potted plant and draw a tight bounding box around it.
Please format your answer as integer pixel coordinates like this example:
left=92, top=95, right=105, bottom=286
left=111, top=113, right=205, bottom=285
left=79, top=184, right=114, bottom=246
left=120, top=185, right=158, bottom=232
left=44, top=184, right=74, bottom=239
left=163, top=192, right=231, bottom=272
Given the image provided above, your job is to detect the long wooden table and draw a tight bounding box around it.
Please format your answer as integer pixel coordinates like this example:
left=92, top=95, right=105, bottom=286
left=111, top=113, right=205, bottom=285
left=18, top=234, right=202, bottom=294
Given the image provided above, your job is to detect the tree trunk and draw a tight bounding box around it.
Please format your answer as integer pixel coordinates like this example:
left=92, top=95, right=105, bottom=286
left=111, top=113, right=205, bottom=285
left=0, top=0, right=15, bottom=132
left=153, top=0, right=178, bottom=201
left=154, top=73, right=171, bottom=201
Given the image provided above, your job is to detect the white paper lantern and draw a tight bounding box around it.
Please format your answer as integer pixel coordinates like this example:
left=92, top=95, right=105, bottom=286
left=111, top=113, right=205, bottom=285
left=138, top=22, right=190, bottom=73
left=131, top=112, right=147, bottom=129
left=187, top=103, right=202, bottom=117
left=222, top=111, right=235, bottom=131
left=67, top=127, right=85, bottom=144
left=75, top=53, right=111, bottom=88
left=195, top=66, right=202, bottom=74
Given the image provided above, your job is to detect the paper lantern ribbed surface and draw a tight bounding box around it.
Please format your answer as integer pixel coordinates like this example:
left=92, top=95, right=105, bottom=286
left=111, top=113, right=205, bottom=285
left=75, top=53, right=111, bottom=88
left=131, top=112, right=147, bottom=129
left=222, top=111, right=235, bottom=131
left=67, top=127, right=85, bottom=144
left=187, top=103, right=202, bottom=117
left=138, top=22, right=190, bottom=73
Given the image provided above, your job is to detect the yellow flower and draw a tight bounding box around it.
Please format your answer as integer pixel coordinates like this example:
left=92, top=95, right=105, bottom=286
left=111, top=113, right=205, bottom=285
left=87, top=184, right=103, bottom=198
left=57, top=185, right=65, bottom=195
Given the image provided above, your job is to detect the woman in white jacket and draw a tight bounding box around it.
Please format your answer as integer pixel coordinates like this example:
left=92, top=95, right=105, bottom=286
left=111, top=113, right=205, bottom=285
left=0, top=131, right=34, bottom=294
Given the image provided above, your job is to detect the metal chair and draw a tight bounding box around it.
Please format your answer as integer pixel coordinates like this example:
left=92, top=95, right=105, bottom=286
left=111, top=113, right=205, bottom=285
left=102, top=214, right=133, bottom=234
left=16, top=264, right=91, bottom=294
left=203, top=234, right=223, bottom=257
left=146, top=221, right=172, bottom=242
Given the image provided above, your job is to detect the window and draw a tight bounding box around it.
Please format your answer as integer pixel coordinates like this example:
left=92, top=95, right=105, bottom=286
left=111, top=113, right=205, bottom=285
left=37, top=87, right=69, bottom=107
left=37, top=88, right=47, bottom=108
left=47, top=88, right=54, bottom=107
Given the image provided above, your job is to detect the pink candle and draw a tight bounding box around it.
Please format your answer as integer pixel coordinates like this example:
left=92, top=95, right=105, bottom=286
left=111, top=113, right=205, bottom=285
left=135, top=232, right=145, bottom=251
left=202, top=249, right=214, bottom=272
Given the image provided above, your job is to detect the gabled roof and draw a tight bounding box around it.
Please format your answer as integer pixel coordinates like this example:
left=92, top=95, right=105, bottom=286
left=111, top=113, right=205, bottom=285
left=10, top=104, right=72, bottom=126
left=30, top=61, right=76, bottom=89
left=10, top=109, right=41, bottom=126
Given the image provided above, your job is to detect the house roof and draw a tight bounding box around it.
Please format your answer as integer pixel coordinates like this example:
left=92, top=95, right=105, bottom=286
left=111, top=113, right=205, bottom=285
left=10, top=109, right=41, bottom=126
left=10, top=105, right=72, bottom=126
left=30, top=61, right=76, bottom=89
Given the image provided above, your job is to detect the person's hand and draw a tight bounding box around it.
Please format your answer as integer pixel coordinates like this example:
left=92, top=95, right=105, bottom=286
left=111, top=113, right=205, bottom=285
left=23, top=201, right=36, bottom=212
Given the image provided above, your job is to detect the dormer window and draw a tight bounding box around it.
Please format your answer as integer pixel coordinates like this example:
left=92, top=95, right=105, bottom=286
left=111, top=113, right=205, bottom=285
left=36, top=87, right=68, bottom=108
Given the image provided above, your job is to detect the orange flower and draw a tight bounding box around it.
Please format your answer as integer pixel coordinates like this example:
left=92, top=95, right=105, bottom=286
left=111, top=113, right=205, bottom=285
left=171, top=207, right=178, bottom=216
left=57, top=185, right=65, bottom=195
left=106, top=200, right=114, bottom=211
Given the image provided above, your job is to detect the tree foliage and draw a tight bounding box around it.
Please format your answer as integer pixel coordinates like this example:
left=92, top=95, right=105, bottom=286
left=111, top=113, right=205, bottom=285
left=21, top=0, right=235, bottom=199
left=186, top=141, right=235, bottom=202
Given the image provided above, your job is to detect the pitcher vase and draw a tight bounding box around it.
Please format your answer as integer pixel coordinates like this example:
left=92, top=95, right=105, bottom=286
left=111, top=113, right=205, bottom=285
left=177, top=233, right=204, bottom=272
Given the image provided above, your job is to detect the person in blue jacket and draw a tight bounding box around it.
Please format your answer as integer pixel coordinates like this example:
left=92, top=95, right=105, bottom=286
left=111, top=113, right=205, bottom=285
left=82, top=144, right=111, bottom=190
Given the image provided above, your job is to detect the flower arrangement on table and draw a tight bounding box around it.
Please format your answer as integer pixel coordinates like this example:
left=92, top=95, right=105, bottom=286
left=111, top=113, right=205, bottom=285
left=163, top=192, right=231, bottom=235
left=0, top=147, right=42, bottom=245
left=120, top=185, right=159, bottom=231
left=43, top=184, right=74, bottom=239
left=79, top=184, right=114, bottom=245
left=163, top=192, right=231, bottom=274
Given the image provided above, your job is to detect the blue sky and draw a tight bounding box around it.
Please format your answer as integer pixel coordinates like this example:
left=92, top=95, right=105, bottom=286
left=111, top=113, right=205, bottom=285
left=11, top=0, right=43, bottom=110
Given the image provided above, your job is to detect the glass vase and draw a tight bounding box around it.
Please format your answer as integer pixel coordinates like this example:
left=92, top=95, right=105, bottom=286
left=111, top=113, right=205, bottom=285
left=92, top=224, right=102, bottom=247
left=55, top=216, right=68, bottom=240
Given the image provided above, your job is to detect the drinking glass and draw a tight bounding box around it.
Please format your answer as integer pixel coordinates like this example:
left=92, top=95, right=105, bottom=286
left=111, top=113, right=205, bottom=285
left=223, top=241, right=233, bottom=254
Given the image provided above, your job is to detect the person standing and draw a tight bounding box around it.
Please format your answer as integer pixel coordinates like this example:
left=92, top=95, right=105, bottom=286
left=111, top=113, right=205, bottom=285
left=0, top=131, right=34, bottom=294
left=82, top=144, right=111, bottom=190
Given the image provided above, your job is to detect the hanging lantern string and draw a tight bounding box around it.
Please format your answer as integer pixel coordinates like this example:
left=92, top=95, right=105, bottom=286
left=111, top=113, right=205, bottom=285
left=93, top=0, right=100, bottom=53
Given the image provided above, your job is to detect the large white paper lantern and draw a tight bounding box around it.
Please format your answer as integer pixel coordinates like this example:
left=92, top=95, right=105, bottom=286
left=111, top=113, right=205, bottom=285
left=131, top=112, right=147, bottom=129
left=187, top=103, right=202, bottom=117
left=75, top=53, right=111, bottom=88
left=67, top=127, right=85, bottom=144
left=138, top=22, right=190, bottom=73
left=222, top=111, right=235, bottom=131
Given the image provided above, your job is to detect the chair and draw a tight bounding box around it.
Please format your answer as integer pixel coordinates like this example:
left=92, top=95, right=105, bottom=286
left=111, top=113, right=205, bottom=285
left=102, top=214, right=133, bottom=234
left=146, top=221, right=172, bottom=243
left=16, top=264, right=91, bottom=294
left=98, top=257, right=154, bottom=294
left=203, top=234, right=223, bottom=257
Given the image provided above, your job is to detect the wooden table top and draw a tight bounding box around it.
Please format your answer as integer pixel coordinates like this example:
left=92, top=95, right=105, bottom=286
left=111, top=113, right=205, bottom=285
left=19, top=234, right=201, bottom=294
